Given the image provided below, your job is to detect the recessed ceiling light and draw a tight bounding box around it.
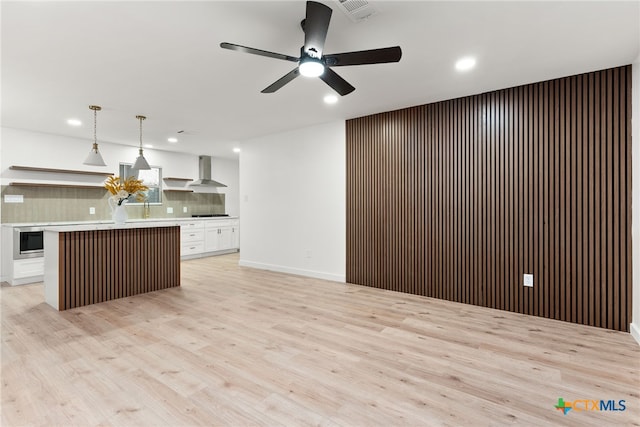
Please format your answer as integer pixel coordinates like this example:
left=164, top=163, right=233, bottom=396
left=168, top=137, right=178, bottom=143
left=67, top=119, right=82, bottom=126
left=233, top=147, right=241, bottom=153
left=455, top=56, right=476, bottom=72
left=144, top=144, right=153, bottom=148
left=324, top=94, right=338, bottom=104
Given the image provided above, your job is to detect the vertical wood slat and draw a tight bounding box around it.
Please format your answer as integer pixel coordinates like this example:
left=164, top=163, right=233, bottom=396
left=346, top=65, right=632, bottom=332
left=57, top=226, right=180, bottom=310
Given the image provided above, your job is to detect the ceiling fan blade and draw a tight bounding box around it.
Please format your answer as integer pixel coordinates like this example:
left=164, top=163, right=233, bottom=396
left=324, top=46, right=402, bottom=67
left=220, top=42, right=299, bottom=62
left=261, top=68, right=301, bottom=93
left=319, top=68, right=355, bottom=96
left=303, top=1, right=332, bottom=58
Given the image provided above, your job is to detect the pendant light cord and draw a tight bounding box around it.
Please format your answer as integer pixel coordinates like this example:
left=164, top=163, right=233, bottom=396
left=88, top=105, right=102, bottom=150
left=136, top=115, right=146, bottom=150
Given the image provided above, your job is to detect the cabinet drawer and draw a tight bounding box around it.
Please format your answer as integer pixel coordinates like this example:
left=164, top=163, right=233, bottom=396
left=181, top=229, right=204, bottom=243
left=14, top=258, right=45, bottom=279
left=181, top=241, right=204, bottom=256
left=180, top=222, right=204, bottom=231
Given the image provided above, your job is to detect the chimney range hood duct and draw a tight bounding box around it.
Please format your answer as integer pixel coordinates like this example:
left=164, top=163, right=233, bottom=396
left=190, top=155, right=227, bottom=187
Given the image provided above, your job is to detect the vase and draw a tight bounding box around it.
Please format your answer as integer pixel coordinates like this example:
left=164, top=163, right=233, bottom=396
left=109, top=199, right=128, bottom=225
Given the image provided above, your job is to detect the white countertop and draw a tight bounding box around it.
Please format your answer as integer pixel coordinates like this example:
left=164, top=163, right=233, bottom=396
left=44, top=221, right=185, bottom=233
left=2, top=216, right=239, bottom=228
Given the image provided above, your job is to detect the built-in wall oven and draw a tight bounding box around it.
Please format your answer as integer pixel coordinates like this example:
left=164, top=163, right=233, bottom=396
left=13, top=227, right=44, bottom=259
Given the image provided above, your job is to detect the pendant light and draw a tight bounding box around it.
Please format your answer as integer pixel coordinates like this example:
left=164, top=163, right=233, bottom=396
left=83, top=105, right=106, bottom=166
left=132, top=114, right=151, bottom=170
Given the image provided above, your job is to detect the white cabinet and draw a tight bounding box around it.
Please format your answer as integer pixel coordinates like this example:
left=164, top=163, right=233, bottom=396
left=204, top=220, right=239, bottom=253
left=12, top=258, right=44, bottom=283
left=180, top=222, right=205, bottom=258
left=219, top=227, right=233, bottom=250
left=204, top=227, right=220, bottom=252
left=204, top=221, right=228, bottom=252
left=13, top=258, right=45, bottom=279
left=2, top=225, right=45, bottom=286
left=180, top=219, right=239, bottom=259
left=231, top=222, right=240, bottom=249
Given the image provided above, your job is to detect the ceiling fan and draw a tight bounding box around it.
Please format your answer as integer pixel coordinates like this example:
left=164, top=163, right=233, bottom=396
left=220, top=1, right=402, bottom=96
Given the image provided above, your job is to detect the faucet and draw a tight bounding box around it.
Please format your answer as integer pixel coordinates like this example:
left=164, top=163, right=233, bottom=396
left=143, top=201, right=150, bottom=219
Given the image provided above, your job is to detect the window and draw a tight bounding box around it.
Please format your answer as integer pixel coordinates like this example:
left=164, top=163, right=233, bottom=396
left=119, top=163, right=162, bottom=204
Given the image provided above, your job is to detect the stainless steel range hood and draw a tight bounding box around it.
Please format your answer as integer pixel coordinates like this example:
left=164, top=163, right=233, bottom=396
left=190, top=155, right=227, bottom=187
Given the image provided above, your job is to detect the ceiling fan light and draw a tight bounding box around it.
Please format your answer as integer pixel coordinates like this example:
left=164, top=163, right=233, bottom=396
left=299, top=59, right=325, bottom=77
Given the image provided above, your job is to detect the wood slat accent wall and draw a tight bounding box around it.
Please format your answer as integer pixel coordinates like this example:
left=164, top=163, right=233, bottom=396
left=58, top=226, right=181, bottom=310
left=346, top=65, right=632, bottom=331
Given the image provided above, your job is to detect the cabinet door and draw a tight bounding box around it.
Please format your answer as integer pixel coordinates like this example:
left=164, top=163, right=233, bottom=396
left=205, top=228, right=219, bottom=252
left=218, top=227, right=233, bottom=250
left=231, top=224, right=240, bottom=249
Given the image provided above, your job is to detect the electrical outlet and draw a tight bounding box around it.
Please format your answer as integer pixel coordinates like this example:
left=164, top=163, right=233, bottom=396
left=4, top=195, right=23, bottom=203
left=89, top=207, right=96, bottom=215
left=183, top=206, right=188, bottom=213
left=305, top=250, right=312, bottom=259
left=167, top=207, right=173, bottom=214
left=523, top=274, right=534, bottom=287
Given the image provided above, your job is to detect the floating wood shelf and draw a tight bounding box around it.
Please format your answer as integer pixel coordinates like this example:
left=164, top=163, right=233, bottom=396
left=163, top=177, right=193, bottom=182
left=163, top=189, right=194, bottom=193
left=9, top=182, right=105, bottom=189
left=10, top=166, right=114, bottom=176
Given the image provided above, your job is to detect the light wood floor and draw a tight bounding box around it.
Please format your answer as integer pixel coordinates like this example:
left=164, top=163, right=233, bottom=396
left=2, top=253, right=639, bottom=426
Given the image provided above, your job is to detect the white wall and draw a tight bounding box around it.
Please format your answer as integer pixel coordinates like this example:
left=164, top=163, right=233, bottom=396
left=0, top=127, right=239, bottom=214
left=239, top=121, right=346, bottom=282
left=212, top=157, right=240, bottom=217
left=632, top=59, right=640, bottom=345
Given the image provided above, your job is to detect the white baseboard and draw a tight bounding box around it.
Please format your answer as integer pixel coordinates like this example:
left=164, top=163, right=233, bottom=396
left=238, top=259, right=345, bottom=283
left=631, top=322, right=640, bottom=346
left=181, top=248, right=238, bottom=261
left=10, top=275, right=43, bottom=286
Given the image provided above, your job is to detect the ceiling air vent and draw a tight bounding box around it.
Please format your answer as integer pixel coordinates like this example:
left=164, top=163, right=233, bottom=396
left=334, top=0, right=378, bottom=23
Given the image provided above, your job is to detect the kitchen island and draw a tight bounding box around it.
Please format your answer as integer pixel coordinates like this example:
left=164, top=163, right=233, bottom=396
left=44, top=222, right=180, bottom=310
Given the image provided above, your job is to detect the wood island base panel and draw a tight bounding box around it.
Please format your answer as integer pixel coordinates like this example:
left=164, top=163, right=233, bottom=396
left=44, top=226, right=180, bottom=310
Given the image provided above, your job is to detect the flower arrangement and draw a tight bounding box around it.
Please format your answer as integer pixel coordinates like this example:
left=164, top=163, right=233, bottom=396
left=104, top=176, right=149, bottom=205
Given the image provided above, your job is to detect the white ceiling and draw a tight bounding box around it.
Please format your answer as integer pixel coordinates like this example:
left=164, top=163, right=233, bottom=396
left=2, top=1, right=639, bottom=159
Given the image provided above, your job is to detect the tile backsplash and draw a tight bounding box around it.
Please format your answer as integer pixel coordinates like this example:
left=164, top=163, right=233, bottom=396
left=1, top=186, right=225, bottom=224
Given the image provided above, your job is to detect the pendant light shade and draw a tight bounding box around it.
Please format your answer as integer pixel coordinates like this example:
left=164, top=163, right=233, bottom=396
left=133, top=148, right=151, bottom=170
left=132, top=115, right=151, bottom=170
left=83, top=105, right=106, bottom=166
